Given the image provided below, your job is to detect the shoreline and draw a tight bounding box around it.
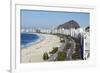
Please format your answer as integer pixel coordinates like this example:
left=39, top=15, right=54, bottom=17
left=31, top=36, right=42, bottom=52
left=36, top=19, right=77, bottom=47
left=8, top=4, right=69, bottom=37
left=21, top=33, right=61, bottom=63
left=21, top=33, right=45, bottom=49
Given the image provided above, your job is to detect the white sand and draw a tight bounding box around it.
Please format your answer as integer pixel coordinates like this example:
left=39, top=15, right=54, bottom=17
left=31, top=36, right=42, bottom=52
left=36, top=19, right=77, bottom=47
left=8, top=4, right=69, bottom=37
left=21, top=33, right=61, bottom=63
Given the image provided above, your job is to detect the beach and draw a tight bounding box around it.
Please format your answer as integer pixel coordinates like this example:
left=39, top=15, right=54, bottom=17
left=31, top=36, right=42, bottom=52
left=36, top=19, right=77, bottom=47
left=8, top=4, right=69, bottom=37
left=21, top=33, right=61, bottom=63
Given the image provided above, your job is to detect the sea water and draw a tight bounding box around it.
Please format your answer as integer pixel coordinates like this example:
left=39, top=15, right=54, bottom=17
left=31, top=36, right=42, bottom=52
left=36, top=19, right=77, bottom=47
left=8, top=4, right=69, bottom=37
left=21, top=33, right=40, bottom=48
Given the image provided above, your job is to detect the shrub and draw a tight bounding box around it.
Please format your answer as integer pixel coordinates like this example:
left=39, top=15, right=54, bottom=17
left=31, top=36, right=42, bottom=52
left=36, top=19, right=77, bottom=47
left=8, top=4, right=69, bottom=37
left=43, top=52, right=49, bottom=60
left=57, top=51, right=66, bottom=61
left=49, top=47, right=58, bottom=54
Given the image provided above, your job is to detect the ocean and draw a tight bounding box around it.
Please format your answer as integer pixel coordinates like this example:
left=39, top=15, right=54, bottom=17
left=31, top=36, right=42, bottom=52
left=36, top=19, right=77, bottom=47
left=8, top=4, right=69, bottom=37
left=21, top=33, right=39, bottom=48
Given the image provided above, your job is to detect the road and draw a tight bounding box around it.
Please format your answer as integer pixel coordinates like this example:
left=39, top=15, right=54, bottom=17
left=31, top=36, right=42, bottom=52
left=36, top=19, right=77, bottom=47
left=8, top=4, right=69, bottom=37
left=66, top=37, right=76, bottom=60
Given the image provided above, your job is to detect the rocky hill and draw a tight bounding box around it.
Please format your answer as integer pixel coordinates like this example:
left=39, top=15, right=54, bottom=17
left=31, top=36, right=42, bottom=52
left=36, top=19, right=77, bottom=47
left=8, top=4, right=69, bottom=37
left=57, top=20, right=80, bottom=29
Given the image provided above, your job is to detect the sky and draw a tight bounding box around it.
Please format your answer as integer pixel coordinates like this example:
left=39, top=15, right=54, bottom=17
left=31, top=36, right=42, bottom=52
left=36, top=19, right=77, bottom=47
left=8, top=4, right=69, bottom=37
left=20, top=9, right=90, bottom=29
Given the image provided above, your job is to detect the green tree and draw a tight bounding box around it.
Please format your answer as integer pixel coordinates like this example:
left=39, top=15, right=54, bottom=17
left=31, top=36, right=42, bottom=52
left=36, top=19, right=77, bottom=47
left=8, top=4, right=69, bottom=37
left=49, top=47, right=58, bottom=54
left=72, top=53, right=80, bottom=60
left=57, top=52, right=66, bottom=61
left=43, top=52, right=49, bottom=60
